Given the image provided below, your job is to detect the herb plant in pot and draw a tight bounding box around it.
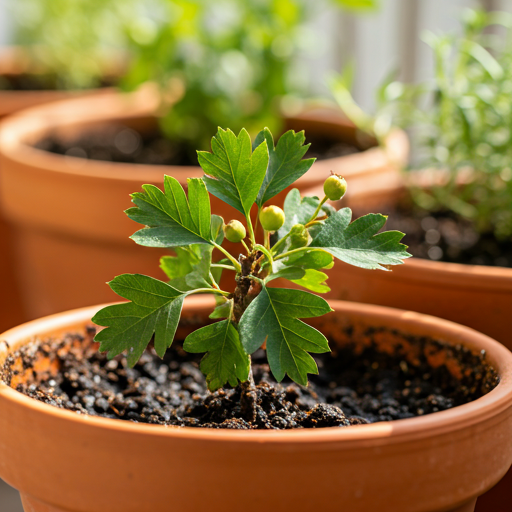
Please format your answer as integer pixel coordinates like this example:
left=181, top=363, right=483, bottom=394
left=1, top=128, right=512, bottom=512
left=321, top=8, right=512, bottom=348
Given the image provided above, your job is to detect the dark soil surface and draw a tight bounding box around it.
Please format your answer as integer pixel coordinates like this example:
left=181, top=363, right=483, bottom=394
left=1, top=325, right=497, bottom=430
left=0, top=73, right=60, bottom=91
left=34, top=125, right=360, bottom=168
left=382, top=203, right=512, bottom=268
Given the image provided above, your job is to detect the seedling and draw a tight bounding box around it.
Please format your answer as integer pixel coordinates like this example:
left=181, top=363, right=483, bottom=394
left=92, top=128, right=410, bottom=403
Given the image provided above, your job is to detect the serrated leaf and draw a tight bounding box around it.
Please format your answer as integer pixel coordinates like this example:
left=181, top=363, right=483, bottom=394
left=209, top=299, right=233, bottom=319
left=290, top=269, right=330, bottom=293
left=198, top=127, right=269, bottom=216
left=283, top=249, right=334, bottom=270
left=254, top=128, right=315, bottom=207
left=265, top=266, right=306, bottom=283
left=310, top=208, right=411, bottom=270
left=183, top=320, right=250, bottom=391
left=239, top=287, right=332, bottom=386
left=276, top=188, right=333, bottom=241
left=159, top=215, right=224, bottom=292
left=127, top=176, right=214, bottom=248
left=92, top=274, right=186, bottom=366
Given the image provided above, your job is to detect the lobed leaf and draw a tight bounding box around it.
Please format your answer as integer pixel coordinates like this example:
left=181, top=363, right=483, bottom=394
left=238, top=287, right=332, bottom=386
left=92, top=274, right=186, bottom=366
left=310, top=208, right=411, bottom=270
left=126, top=176, right=214, bottom=248
left=254, top=128, right=315, bottom=207
left=198, top=127, right=269, bottom=216
left=183, top=320, right=250, bottom=391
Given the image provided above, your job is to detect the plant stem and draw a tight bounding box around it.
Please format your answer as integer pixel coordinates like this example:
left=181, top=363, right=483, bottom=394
left=211, top=263, right=237, bottom=271
left=188, top=288, right=231, bottom=297
left=264, top=229, right=270, bottom=250
left=271, top=231, right=291, bottom=255
left=254, top=244, right=274, bottom=273
left=241, top=240, right=250, bottom=254
left=307, top=195, right=328, bottom=224
left=212, top=242, right=241, bottom=273
left=274, top=246, right=313, bottom=261
left=209, top=271, right=220, bottom=290
left=240, top=365, right=257, bottom=423
left=246, top=214, right=256, bottom=247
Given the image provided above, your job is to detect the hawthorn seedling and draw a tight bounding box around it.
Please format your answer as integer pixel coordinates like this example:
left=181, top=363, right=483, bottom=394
left=92, top=127, right=410, bottom=413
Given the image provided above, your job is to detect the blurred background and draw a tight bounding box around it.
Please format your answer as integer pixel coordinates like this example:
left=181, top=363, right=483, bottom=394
left=0, top=0, right=509, bottom=510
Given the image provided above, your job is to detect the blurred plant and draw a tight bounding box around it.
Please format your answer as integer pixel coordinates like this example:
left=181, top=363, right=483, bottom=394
left=10, top=0, right=139, bottom=89
left=10, top=0, right=377, bottom=150
left=120, top=0, right=379, bottom=155
left=331, top=8, right=512, bottom=241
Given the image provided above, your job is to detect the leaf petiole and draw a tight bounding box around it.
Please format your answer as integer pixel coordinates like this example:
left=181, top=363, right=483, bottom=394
left=307, top=195, right=328, bottom=224
left=211, top=263, right=237, bottom=271
left=188, top=288, right=231, bottom=297
left=254, top=244, right=274, bottom=273
left=212, top=242, right=242, bottom=273
left=274, top=246, right=312, bottom=261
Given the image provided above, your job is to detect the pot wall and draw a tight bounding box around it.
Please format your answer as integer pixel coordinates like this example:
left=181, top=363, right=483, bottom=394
left=0, top=47, right=116, bottom=332
left=1, top=298, right=512, bottom=512
left=0, top=91, right=408, bottom=321
left=310, top=178, right=512, bottom=512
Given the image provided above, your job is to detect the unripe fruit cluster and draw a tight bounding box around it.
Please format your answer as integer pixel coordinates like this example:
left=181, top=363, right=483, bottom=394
left=223, top=220, right=246, bottom=243
left=289, top=223, right=309, bottom=248
left=324, top=174, right=347, bottom=201
left=259, top=205, right=285, bottom=232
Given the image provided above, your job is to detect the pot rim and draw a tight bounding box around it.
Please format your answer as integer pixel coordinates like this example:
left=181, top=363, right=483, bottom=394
left=0, top=89, right=408, bottom=186
left=1, top=297, right=511, bottom=446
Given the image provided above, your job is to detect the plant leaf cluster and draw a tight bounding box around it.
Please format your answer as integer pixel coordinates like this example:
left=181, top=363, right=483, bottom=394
left=93, top=127, right=409, bottom=391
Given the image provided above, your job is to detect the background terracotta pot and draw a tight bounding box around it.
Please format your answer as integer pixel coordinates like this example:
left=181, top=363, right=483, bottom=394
left=0, top=297, right=511, bottom=512
left=306, top=175, right=512, bottom=512
left=0, top=46, right=121, bottom=333
left=0, top=90, right=408, bottom=323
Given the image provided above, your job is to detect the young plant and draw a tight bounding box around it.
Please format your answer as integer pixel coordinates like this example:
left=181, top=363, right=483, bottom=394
left=92, top=127, right=410, bottom=401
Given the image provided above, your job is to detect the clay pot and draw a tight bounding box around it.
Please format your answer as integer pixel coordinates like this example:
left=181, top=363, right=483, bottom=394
left=0, top=297, right=511, bottom=512
left=0, top=90, right=408, bottom=321
left=309, top=175, right=512, bottom=349
left=303, top=175, right=512, bottom=512
left=0, top=47, right=120, bottom=333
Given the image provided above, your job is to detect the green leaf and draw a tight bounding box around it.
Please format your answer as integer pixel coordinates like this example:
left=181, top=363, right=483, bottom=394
left=159, top=214, right=224, bottom=292
left=254, top=129, right=315, bottom=207
left=265, top=266, right=306, bottom=283
left=209, top=299, right=233, bottom=319
left=290, top=269, right=330, bottom=293
left=198, top=128, right=269, bottom=216
left=283, top=249, right=334, bottom=270
left=239, top=287, right=332, bottom=386
left=310, top=208, right=411, bottom=270
left=126, top=176, right=214, bottom=248
left=276, top=188, right=332, bottom=240
left=92, top=274, right=186, bottom=366
left=183, top=320, right=250, bottom=391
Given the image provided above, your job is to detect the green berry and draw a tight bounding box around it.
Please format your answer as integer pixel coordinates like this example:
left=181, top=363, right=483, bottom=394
left=223, top=220, right=246, bottom=243
left=259, top=205, right=285, bottom=232
left=323, top=174, right=347, bottom=201
left=289, top=224, right=309, bottom=248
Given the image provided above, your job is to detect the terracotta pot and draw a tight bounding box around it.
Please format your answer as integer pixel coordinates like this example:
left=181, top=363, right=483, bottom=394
left=0, top=46, right=120, bottom=333
left=0, top=91, right=408, bottom=321
left=0, top=297, right=511, bottom=512
left=303, top=176, right=512, bottom=512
